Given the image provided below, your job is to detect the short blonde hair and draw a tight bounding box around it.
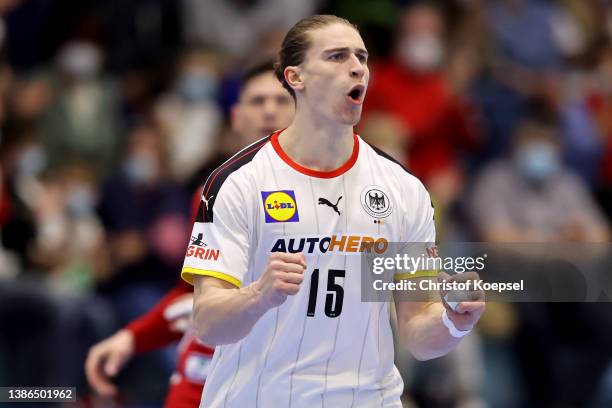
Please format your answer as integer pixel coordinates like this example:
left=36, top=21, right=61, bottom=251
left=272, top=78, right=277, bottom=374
left=274, top=15, right=359, bottom=99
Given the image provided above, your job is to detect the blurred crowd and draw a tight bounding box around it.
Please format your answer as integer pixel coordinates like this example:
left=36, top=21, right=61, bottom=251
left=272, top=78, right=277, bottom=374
left=1, top=0, right=612, bottom=406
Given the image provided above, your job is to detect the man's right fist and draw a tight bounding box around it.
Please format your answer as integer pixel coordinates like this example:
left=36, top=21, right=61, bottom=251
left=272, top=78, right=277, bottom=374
left=254, top=252, right=306, bottom=309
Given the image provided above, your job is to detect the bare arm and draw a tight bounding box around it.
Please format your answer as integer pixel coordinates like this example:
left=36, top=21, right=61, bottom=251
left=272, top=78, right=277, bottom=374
left=394, top=272, right=485, bottom=361
left=192, top=252, right=306, bottom=345
left=192, top=276, right=268, bottom=345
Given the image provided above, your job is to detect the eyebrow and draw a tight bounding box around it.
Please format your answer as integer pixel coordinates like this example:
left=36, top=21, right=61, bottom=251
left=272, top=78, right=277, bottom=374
left=323, top=47, right=369, bottom=57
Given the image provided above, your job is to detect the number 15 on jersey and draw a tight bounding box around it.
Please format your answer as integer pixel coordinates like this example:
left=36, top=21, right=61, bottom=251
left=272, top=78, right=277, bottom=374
left=306, top=268, right=346, bottom=318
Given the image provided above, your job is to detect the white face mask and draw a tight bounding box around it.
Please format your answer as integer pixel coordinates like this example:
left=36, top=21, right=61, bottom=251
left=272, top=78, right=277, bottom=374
left=58, top=42, right=101, bottom=79
left=397, top=34, right=444, bottom=72
left=550, top=11, right=585, bottom=58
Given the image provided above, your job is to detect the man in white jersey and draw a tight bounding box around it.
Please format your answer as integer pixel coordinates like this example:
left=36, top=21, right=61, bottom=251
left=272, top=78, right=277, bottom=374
left=182, top=15, right=485, bottom=407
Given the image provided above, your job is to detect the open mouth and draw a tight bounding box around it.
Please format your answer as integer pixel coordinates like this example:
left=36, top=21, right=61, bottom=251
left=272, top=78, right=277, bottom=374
left=347, top=85, right=365, bottom=104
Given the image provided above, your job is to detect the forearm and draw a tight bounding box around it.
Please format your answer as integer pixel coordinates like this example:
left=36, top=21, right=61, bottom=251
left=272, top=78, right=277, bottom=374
left=126, top=281, right=191, bottom=353
left=193, top=280, right=269, bottom=346
left=398, top=302, right=462, bottom=361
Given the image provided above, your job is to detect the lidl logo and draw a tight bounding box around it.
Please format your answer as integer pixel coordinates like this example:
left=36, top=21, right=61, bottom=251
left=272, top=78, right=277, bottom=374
left=261, top=190, right=299, bottom=223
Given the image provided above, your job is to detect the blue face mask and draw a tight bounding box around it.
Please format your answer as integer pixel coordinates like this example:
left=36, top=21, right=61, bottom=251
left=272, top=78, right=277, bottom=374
left=17, top=146, right=47, bottom=177
left=177, top=72, right=218, bottom=103
left=515, top=142, right=561, bottom=184
left=124, top=154, right=157, bottom=185
left=67, top=186, right=95, bottom=217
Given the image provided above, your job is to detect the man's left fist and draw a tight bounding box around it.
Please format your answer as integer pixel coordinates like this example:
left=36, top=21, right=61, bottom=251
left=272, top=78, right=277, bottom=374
left=438, top=271, right=485, bottom=331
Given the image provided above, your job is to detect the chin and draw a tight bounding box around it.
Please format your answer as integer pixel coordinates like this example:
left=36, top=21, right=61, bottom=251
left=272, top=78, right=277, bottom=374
left=347, top=112, right=362, bottom=126
left=329, top=103, right=362, bottom=126
left=336, top=108, right=361, bottom=126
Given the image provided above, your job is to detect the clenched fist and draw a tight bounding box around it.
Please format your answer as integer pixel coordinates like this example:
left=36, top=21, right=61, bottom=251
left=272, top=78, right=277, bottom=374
left=253, top=252, right=306, bottom=310
left=438, top=271, right=486, bottom=332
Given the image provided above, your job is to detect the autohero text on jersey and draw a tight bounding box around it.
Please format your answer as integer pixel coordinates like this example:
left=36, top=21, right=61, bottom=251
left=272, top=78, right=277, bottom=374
left=271, top=235, right=389, bottom=255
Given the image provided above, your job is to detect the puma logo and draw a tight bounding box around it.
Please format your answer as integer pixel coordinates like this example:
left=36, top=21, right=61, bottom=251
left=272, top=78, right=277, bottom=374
left=318, top=196, right=342, bottom=216
left=202, top=195, right=215, bottom=211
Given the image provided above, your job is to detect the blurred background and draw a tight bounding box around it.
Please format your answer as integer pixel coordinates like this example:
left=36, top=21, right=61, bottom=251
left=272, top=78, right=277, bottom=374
left=1, top=0, right=612, bottom=406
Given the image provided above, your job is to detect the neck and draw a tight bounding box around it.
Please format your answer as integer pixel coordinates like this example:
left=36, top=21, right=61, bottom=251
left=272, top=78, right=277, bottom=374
left=279, top=106, right=355, bottom=172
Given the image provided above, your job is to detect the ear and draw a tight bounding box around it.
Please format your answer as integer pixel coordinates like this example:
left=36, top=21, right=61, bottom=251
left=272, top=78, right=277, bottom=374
left=284, top=66, right=304, bottom=93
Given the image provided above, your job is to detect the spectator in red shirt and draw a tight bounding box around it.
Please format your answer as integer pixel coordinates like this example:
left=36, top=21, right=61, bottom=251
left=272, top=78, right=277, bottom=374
left=363, top=2, right=479, bottom=187
left=84, top=60, right=294, bottom=408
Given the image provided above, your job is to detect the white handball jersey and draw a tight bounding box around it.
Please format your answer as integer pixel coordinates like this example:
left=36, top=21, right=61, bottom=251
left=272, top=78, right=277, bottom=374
left=181, top=130, right=436, bottom=408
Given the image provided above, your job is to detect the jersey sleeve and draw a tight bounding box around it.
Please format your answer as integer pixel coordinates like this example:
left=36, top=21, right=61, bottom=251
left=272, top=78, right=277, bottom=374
left=181, top=174, right=250, bottom=287
left=407, top=180, right=436, bottom=243
left=395, top=179, right=438, bottom=281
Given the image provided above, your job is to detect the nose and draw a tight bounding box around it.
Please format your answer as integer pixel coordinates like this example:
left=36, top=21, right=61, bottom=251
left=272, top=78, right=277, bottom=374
left=263, top=98, right=277, bottom=118
left=349, top=55, right=365, bottom=79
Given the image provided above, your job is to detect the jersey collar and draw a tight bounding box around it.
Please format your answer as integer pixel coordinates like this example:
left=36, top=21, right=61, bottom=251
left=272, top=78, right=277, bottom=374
left=270, top=129, right=359, bottom=179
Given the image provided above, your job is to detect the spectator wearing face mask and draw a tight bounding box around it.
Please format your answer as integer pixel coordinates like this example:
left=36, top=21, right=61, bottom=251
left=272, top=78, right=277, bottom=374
left=27, top=163, right=103, bottom=290
left=0, top=132, right=113, bottom=389
left=363, top=1, right=479, bottom=189
left=469, top=115, right=611, bottom=407
left=40, top=40, right=122, bottom=177
left=155, top=48, right=223, bottom=185
left=97, top=120, right=190, bottom=328
left=471, top=117, right=608, bottom=243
